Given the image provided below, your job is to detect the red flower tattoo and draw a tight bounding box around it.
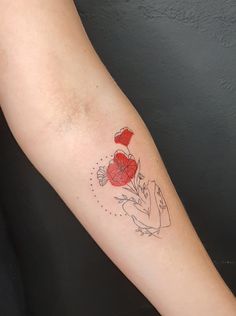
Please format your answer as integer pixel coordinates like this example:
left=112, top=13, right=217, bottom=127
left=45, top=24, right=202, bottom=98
left=91, top=127, right=171, bottom=238
left=107, top=151, right=138, bottom=186
left=114, top=127, right=134, bottom=147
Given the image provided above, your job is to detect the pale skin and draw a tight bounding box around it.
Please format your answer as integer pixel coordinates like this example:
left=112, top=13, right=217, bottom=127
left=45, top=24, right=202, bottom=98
left=0, top=1, right=235, bottom=315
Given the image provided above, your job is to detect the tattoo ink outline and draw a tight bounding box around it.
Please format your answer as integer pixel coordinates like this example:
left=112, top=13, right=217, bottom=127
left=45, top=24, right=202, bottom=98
left=90, top=127, right=171, bottom=237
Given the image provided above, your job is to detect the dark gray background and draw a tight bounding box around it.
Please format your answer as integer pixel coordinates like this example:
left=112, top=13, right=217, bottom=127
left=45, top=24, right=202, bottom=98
left=0, top=1, right=235, bottom=315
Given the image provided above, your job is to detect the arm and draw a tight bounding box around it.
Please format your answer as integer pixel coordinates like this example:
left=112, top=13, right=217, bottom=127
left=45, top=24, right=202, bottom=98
left=0, top=1, right=235, bottom=315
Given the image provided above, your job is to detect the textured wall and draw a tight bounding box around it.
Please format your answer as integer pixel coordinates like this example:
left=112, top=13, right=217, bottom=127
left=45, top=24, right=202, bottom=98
left=0, top=1, right=235, bottom=315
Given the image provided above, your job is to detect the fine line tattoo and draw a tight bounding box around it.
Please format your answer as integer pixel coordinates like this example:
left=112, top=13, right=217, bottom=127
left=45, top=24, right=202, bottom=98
left=90, top=127, right=171, bottom=237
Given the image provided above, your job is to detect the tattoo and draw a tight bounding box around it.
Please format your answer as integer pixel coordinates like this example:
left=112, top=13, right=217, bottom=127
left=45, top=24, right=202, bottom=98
left=90, top=127, right=171, bottom=237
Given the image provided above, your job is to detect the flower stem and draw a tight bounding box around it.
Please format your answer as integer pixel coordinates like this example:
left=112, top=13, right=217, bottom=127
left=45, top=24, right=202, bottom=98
left=127, top=145, right=131, bottom=155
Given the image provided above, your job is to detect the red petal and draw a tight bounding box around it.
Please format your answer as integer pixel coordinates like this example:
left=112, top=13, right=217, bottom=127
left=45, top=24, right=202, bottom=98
left=114, top=128, right=134, bottom=146
left=107, top=151, right=137, bottom=186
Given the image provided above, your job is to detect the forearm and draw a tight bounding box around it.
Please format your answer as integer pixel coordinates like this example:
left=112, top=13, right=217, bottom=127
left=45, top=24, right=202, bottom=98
left=0, top=2, right=235, bottom=315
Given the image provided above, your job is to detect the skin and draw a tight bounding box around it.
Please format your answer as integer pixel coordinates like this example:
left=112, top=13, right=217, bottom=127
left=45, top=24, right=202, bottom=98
left=0, top=1, right=235, bottom=315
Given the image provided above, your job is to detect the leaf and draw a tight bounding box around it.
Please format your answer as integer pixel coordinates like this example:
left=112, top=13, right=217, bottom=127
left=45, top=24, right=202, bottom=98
left=123, top=187, right=137, bottom=195
left=138, top=173, right=145, bottom=180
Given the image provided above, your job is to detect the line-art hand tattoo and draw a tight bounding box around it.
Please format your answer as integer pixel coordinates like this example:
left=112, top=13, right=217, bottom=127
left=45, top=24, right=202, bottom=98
left=90, top=127, right=171, bottom=237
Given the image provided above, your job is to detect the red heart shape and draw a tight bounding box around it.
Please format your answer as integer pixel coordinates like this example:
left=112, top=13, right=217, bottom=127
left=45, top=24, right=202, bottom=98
left=107, top=151, right=137, bottom=186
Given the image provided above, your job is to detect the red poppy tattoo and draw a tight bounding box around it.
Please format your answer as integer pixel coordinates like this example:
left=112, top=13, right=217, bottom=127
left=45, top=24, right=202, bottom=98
left=106, top=151, right=137, bottom=186
left=90, top=127, right=171, bottom=237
